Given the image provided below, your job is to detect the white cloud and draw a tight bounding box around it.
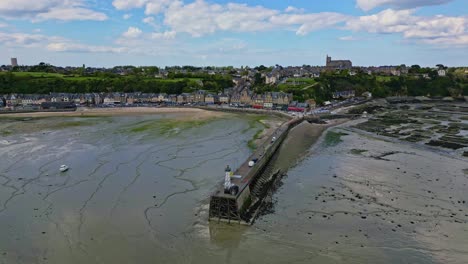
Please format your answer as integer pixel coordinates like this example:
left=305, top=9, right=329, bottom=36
left=123, top=13, right=132, bottom=20
left=110, top=0, right=347, bottom=37
left=346, top=9, right=468, bottom=46
left=150, top=30, right=176, bottom=40
left=356, top=0, right=453, bottom=11
left=284, top=6, right=304, bottom=13
left=35, top=7, right=107, bottom=21
left=212, top=38, right=247, bottom=52
left=47, top=42, right=128, bottom=53
left=145, top=0, right=172, bottom=15
left=421, top=34, right=468, bottom=46
left=0, top=30, right=128, bottom=54
left=122, top=26, right=143, bottom=38
left=112, top=0, right=171, bottom=14
left=0, top=31, right=67, bottom=48
left=0, top=22, right=7, bottom=28
left=270, top=13, right=349, bottom=35
left=162, top=1, right=347, bottom=37
left=112, top=0, right=148, bottom=10
left=339, top=36, right=358, bottom=41
left=0, top=32, right=47, bottom=47
left=0, top=0, right=108, bottom=21
left=142, top=16, right=154, bottom=24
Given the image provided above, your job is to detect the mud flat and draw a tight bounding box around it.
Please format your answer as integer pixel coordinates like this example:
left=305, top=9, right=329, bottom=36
left=352, top=102, right=468, bottom=158
left=0, top=112, right=283, bottom=264
left=243, top=118, right=468, bottom=263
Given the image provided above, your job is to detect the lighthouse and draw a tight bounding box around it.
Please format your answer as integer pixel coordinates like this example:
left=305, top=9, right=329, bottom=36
left=224, top=165, right=232, bottom=192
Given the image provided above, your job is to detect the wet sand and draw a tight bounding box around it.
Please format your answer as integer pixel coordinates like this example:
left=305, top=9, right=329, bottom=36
left=2, top=108, right=467, bottom=263
left=0, top=113, right=267, bottom=264
left=247, top=119, right=468, bottom=264
left=0, top=107, right=225, bottom=120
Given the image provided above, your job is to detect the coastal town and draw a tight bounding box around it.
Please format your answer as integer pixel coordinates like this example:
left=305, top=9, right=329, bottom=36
left=1, top=55, right=465, bottom=113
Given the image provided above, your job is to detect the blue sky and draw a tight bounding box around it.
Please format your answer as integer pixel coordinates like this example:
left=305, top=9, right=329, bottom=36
left=0, top=0, right=467, bottom=67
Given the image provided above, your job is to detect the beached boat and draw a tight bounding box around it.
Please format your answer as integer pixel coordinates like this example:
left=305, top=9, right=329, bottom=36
left=59, top=165, right=69, bottom=172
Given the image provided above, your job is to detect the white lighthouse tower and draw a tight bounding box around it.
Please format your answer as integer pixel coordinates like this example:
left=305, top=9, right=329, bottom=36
left=224, top=165, right=232, bottom=192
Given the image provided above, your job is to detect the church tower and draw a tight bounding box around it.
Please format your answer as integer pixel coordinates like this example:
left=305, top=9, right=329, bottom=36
left=326, top=55, right=331, bottom=66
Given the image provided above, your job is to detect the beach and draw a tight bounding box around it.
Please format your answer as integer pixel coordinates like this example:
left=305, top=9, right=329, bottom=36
left=0, top=107, right=225, bottom=120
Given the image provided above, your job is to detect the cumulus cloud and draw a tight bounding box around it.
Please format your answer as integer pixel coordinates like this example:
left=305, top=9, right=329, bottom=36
left=346, top=9, right=468, bottom=46
left=270, top=13, right=349, bottom=35
left=0, top=0, right=108, bottom=21
left=112, top=0, right=148, bottom=10
left=122, top=26, right=143, bottom=38
left=162, top=1, right=350, bottom=37
left=142, top=16, right=157, bottom=28
left=110, top=0, right=348, bottom=37
left=123, top=13, right=132, bottom=20
left=142, top=16, right=154, bottom=24
left=145, top=0, right=172, bottom=15
left=356, top=0, right=453, bottom=11
left=116, top=26, right=176, bottom=47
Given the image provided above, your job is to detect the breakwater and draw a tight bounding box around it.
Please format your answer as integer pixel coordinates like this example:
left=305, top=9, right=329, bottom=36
left=208, top=117, right=304, bottom=224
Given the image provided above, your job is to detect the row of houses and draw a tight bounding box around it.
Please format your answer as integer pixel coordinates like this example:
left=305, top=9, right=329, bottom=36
left=1, top=90, right=294, bottom=108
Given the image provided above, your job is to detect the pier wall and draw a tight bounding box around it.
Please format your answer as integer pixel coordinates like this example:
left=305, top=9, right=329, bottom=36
left=209, top=117, right=303, bottom=224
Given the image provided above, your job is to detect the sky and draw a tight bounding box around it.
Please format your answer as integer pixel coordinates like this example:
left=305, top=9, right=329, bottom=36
left=0, top=0, right=467, bottom=67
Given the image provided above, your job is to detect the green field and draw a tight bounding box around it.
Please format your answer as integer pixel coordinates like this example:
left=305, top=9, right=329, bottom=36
left=285, top=78, right=316, bottom=84
left=2, top=72, right=67, bottom=78
left=375, top=76, right=394, bottom=82
left=278, top=78, right=318, bottom=91
left=0, top=72, right=202, bottom=83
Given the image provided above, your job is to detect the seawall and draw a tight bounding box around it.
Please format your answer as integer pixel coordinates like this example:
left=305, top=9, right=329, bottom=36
left=208, top=117, right=304, bottom=224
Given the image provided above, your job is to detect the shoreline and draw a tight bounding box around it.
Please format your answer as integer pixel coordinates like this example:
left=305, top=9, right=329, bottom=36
left=0, top=107, right=224, bottom=119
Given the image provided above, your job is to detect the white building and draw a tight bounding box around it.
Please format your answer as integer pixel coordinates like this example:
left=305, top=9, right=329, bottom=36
left=265, top=74, right=278, bottom=85
left=438, top=69, right=446, bottom=77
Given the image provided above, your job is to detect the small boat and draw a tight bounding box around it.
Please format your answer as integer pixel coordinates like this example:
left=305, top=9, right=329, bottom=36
left=59, top=165, right=69, bottom=172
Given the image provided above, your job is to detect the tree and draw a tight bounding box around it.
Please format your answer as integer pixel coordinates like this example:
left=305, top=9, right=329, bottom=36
left=409, top=65, right=421, bottom=74
left=254, top=73, right=264, bottom=85
left=428, top=70, right=438, bottom=80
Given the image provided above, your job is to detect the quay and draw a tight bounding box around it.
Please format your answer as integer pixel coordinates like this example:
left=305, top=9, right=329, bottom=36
left=209, top=117, right=305, bottom=224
